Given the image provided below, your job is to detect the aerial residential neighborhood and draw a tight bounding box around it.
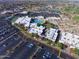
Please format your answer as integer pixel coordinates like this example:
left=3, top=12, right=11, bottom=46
left=14, top=14, right=79, bottom=50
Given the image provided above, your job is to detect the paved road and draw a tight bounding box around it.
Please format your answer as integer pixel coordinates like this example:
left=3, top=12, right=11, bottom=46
left=27, top=38, right=75, bottom=59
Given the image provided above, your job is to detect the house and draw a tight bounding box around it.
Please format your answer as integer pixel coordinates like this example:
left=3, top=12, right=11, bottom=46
left=15, top=16, right=31, bottom=27
left=20, top=11, right=28, bottom=14
left=45, top=28, right=58, bottom=42
left=45, top=17, right=61, bottom=25
left=1, top=10, right=13, bottom=14
left=35, top=16, right=44, bottom=19
left=59, top=32, right=79, bottom=49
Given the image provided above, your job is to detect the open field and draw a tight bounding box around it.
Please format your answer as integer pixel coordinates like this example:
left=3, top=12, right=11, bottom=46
left=73, top=15, right=79, bottom=21
left=63, top=6, right=79, bottom=14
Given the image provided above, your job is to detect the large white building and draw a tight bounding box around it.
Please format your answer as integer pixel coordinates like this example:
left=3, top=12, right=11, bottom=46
left=15, top=16, right=31, bottom=27
left=45, top=28, right=58, bottom=42
left=29, top=23, right=45, bottom=35
left=59, top=32, right=79, bottom=49
left=15, top=16, right=59, bottom=42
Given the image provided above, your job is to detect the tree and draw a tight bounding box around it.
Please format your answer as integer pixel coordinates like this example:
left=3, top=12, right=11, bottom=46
left=32, top=33, right=39, bottom=38
left=75, top=48, right=79, bottom=55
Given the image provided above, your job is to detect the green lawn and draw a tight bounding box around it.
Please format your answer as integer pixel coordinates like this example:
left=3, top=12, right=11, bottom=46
left=73, top=15, right=79, bottom=21
left=63, top=6, right=79, bottom=14
left=43, top=21, right=58, bottom=29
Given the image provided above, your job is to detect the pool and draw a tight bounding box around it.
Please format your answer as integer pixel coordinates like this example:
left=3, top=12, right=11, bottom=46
left=31, top=18, right=45, bottom=24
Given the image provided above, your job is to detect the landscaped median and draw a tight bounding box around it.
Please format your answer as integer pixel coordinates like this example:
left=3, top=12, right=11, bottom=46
left=15, top=24, right=58, bottom=46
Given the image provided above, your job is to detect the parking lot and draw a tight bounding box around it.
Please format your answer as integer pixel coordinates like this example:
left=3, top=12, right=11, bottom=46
left=4, top=42, right=38, bottom=59
left=0, top=20, right=22, bottom=55
left=32, top=47, right=59, bottom=59
left=0, top=20, right=59, bottom=59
